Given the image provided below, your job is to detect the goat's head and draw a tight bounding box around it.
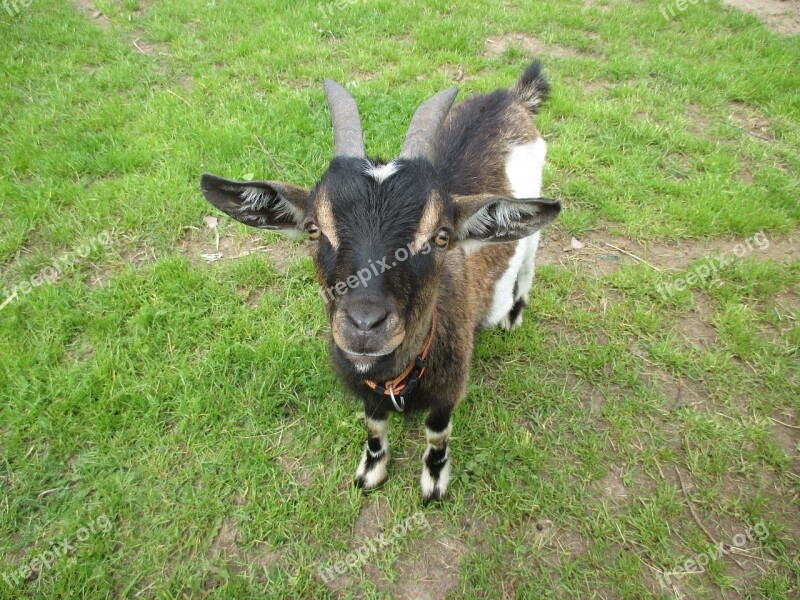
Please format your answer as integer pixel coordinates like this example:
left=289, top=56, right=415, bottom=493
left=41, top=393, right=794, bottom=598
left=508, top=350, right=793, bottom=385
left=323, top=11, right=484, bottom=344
left=200, top=80, right=560, bottom=378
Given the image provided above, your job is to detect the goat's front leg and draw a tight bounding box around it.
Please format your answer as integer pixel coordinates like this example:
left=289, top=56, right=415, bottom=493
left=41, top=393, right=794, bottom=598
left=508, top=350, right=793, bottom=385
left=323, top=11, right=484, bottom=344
left=355, top=410, right=390, bottom=490
left=421, top=407, right=453, bottom=505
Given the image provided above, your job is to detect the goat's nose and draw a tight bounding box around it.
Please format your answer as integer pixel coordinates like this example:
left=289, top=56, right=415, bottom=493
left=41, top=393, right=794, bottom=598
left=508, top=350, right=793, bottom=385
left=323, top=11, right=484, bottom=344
left=346, top=304, right=388, bottom=332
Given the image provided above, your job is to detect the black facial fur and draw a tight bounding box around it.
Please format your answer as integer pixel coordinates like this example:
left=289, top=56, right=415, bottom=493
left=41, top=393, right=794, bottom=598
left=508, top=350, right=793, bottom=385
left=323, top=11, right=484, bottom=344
left=312, top=157, right=449, bottom=378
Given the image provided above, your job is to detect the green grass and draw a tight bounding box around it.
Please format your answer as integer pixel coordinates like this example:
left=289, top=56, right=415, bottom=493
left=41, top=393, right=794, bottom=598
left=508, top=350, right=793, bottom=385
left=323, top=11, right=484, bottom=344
left=1, top=0, right=798, bottom=598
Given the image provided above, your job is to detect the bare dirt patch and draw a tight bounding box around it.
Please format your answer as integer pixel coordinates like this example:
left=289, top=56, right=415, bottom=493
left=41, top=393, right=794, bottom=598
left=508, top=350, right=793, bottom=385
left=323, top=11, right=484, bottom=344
left=485, top=34, right=589, bottom=59
left=352, top=497, right=392, bottom=540
left=459, top=505, right=503, bottom=552
left=723, top=0, right=800, bottom=35
left=596, top=465, right=631, bottom=503
left=322, top=498, right=393, bottom=596
left=388, top=529, right=466, bottom=600
left=131, top=38, right=161, bottom=57
left=69, top=0, right=171, bottom=61
left=208, top=516, right=241, bottom=560
left=688, top=100, right=777, bottom=144
left=538, top=227, right=628, bottom=276
left=69, top=0, right=110, bottom=29
left=583, top=80, right=612, bottom=94
left=686, top=103, right=713, bottom=136
left=770, top=417, right=799, bottom=457
left=538, top=226, right=799, bottom=275
left=273, top=427, right=314, bottom=488
left=87, top=246, right=156, bottom=288
left=649, top=368, right=709, bottom=413
left=179, top=225, right=306, bottom=272
left=436, top=64, right=495, bottom=84
left=769, top=290, right=800, bottom=323
left=675, top=292, right=718, bottom=348
left=204, top=516, right=283, bottom=589
left=323, top=506, right=465, bottom=599
left=584, top=0, right=615, bottom=12
left=522, top=517, right=590, bottom=562
left=726, top=101, right=774, bottom=141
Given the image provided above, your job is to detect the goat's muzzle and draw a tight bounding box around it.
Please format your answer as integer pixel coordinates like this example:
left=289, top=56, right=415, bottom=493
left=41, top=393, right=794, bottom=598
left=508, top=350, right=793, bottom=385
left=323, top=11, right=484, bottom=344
left=331, top=298, right=404, bottom=365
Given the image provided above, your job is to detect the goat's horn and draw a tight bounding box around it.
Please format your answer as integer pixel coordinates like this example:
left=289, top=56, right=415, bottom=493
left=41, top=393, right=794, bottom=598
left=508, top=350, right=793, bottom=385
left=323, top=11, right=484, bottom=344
left=323, top=78, right=366, bottom=158
left=399, top=87, right=458, bottom=162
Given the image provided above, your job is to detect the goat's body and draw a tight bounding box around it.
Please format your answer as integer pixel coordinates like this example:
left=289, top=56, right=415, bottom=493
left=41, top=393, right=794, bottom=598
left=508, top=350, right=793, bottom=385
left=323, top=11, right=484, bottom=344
left=351, top=67, right=552, bottom=501
left=436, top=73, right=548, bottom=332
left=200, top=60, right=558, bottom=504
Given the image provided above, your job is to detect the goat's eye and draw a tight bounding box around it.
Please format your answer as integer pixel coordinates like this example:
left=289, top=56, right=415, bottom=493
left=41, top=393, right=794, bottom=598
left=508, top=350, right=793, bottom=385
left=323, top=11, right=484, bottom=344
left=306, top=223, right=321, bottom=240
left=434, top=229, right=450, bottom=248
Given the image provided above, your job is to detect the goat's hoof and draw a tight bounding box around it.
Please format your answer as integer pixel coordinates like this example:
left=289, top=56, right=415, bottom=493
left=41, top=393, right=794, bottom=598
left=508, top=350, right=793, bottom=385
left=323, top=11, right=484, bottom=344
left=354, top=473, right=386, bottom=493
left=422, top=489, right=445, bottom=507
left=354, top=476, right=380, bottom=494
left=354, top=451, right=389, bottom=491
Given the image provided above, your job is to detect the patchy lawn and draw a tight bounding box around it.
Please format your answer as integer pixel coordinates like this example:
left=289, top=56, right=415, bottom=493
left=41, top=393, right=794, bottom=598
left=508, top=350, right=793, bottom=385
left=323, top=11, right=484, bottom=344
left=0, top=0, right=798, bottom=598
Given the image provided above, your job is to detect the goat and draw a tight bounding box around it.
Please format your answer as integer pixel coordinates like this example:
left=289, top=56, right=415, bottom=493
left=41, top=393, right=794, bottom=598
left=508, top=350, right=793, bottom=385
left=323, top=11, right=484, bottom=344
left=200, top=60, right=561, bottom=504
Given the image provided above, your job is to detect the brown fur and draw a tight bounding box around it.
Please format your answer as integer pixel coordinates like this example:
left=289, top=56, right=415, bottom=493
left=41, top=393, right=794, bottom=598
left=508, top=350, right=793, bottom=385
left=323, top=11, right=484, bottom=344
left=314, top=188, right=339, bottom=249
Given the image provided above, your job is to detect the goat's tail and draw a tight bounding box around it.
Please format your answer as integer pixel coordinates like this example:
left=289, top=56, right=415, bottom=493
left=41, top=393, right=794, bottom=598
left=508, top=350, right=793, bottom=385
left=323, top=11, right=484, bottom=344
left=511, top=60, right=549, bottom=115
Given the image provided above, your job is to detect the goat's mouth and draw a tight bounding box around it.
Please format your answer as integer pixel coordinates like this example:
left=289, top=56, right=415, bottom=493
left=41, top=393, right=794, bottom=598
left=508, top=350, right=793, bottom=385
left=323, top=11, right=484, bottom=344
left=331, top=329, right=406, bottom=372
left=334, top=336, right=405, bottom=360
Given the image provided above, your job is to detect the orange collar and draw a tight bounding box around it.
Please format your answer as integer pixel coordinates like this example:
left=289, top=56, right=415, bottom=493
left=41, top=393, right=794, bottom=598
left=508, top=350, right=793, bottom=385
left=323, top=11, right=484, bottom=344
left=364, top=307, right=437, bottom=412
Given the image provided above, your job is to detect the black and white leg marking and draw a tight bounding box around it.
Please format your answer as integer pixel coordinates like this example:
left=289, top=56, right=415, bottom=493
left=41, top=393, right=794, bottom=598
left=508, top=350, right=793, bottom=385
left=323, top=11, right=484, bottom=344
left=508, top=230, right=540, bottom=330
left=355, top=415, right=389, bottom=490
left=507, top=281, right=527, bottom=330
left=421, top=417, right=452, bottom=505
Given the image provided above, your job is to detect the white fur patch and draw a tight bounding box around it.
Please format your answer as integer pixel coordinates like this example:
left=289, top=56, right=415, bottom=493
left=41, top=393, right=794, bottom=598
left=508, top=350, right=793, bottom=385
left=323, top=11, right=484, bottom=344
left=420, top=421, right=452, bottom=500
left=366, top=417, right=388, bottom=439
left=240, top=186, right=266, bottom=207
left=507, top=138, right=546, bottom=306
left=365, top=161, right=400, bottom=183
left=353, top=361, right=375, bottom=374
left=505, top=138, right=546, bottom=198
left=425, top=422, right=452, bottom=449
left=460, top=239, right=487, bottom=255
left=482, top=138, right=548, bottom=327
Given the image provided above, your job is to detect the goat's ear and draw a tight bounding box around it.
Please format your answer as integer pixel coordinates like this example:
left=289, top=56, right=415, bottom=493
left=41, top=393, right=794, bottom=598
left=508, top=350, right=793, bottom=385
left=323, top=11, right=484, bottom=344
left=200, top=173, right=309, bottom=233
left=452, top=195, right=561, bottom=244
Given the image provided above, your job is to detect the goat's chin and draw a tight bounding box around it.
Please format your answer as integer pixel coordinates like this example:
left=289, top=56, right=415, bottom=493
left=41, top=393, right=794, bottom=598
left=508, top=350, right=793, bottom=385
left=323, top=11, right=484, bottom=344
left=331, top=343, right=402, bottom=379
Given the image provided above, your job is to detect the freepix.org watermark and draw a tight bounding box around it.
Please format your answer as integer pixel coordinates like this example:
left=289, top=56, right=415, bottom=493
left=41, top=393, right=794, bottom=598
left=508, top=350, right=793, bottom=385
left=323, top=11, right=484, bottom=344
left=317, top=0, right=363, bottom=18
left=318, top=239, right=432, bottom=304
left=317, top=511, right=431, bottom=583
left=2, top=514, right=113, bottom=589
left=2, top=0, right=33, bottom=18
left=0, top=231, right=111, bottom=312
left=659, top=0, right=711, bottom=21
left=657, top=231, right=768, bottom=301
left=656, top=521, right=769, bottom=588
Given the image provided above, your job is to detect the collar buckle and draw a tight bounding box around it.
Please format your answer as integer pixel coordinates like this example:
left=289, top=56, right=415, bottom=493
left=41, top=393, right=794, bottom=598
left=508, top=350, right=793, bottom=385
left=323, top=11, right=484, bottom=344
left=388, top=384, right=405, bottom=412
